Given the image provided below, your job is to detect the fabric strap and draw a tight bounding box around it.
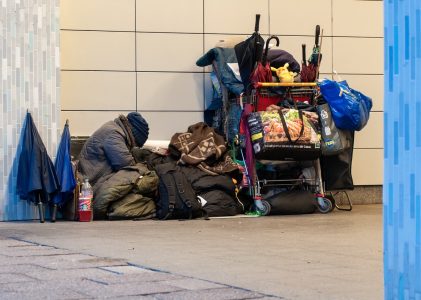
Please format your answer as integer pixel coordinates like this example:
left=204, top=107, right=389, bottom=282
left=279, top=109, right=305, bottom=143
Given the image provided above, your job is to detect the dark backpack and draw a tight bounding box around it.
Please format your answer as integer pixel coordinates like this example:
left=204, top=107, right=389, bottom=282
left=154, top=162, right=206, bottom=220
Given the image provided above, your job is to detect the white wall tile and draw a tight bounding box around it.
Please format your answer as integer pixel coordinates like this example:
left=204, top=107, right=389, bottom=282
left=62, top=110, right=203, bottom=142
left=61, top=0, right=135, bottom=31
left=204, top=0, right=269, bottom=34
left=270, top=0, right=332, bottom=36
left=137, top=33, right=203, bottom=72
left=61, top=31, right=135, bottom=71
left=354, top=112, right=383, bottom=149
left=61, top=111, right=130, bottom=136
left=204, top=34, right=249, bottom=51
left=338, top=75, right=384, bottom=111
left=333, top=0, right=383, bottom=37
left=141, top=111, right=204, bottom=140
left=137, top=72, right=204, bottom=111
left=136, top=0, right=202, bottom=33
left=333, top=37, right=384, bottom=74
left=61, top=71, right=136, bottom=111
left=352, top=149, right=383, bottom=185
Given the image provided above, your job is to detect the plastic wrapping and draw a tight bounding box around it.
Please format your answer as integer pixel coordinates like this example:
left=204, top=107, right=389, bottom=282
left=319, top=79, right=372, bottom=131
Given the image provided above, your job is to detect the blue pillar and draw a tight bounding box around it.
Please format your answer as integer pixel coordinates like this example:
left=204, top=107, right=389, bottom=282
left=384, top=0, right=421, bottom=299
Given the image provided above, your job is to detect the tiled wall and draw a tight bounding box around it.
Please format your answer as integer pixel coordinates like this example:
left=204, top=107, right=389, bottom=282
left=60, top=0, right=383, bottom=185
left=0, top=0, right=60, bottom=221
left=384, top=1, right=421, bottom=297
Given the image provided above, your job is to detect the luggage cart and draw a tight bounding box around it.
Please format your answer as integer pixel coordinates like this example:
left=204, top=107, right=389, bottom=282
left=244, top=82, right=333, bottom=215
left=197, top=15, right=348, bottom=215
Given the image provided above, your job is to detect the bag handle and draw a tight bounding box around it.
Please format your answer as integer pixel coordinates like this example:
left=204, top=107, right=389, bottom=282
left=161, top=173, right=177, bottom=220
left=279, top=109, right=305, bottom=143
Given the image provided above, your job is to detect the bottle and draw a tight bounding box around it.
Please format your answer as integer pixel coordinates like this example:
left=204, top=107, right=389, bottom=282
left=78, top=178, right=93, bottom=222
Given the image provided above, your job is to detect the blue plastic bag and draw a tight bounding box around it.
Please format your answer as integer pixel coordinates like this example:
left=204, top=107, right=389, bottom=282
left=319, top=79, right=372, bottom=131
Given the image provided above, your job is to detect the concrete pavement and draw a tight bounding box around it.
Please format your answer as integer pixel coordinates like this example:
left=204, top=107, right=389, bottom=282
left=0, top=204, right=383, bottom=299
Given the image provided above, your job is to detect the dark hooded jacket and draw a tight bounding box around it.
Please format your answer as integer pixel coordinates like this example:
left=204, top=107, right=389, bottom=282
left=77, top=116, right=158, bottom=220
left=78, top=117, right=136, bottom=191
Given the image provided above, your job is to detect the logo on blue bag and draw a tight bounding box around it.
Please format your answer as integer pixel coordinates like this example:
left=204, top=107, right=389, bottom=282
left=325, top=139, right=335, bottom=148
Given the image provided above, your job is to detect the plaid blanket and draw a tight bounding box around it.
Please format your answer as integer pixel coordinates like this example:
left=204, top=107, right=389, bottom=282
left=169, top=122, right=238, bottom=176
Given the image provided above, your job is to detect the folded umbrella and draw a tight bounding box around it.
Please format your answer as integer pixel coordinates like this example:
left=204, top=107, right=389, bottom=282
left=16, top=112, right=60, bottom=223
left=300, top=43, right=317, bottom=82
left=51, top=120, right=77, bottom=222
left=309, top=25, right=322, bottom=66
left=234, top=14, right=265, bottom=93
left=302, top=25, right=324, bottom=82
left=250, top=35, right=280, bottom=88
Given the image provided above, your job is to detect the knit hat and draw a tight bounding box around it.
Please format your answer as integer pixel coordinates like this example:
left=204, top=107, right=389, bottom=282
left=127, top=112, right=149, bottom=147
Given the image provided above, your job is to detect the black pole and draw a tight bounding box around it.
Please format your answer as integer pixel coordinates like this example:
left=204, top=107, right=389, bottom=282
left=51, top=204, right=57, bottom=223
left=38, top=201, right=45, bottom=223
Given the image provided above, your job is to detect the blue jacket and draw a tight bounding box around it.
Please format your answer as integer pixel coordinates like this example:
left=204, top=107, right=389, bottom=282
left=196, top=47, right=244, bottom=95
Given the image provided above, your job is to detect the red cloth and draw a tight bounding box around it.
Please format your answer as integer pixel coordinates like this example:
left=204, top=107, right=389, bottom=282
left=256, top=95, right=281, bottom=111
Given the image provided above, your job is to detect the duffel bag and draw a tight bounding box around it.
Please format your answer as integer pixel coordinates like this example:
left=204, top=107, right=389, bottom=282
left=265, top=189, right=317, bottom=215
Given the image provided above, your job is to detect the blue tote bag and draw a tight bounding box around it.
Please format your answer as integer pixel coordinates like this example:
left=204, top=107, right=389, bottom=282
left=319, top=79, right=372, bottom=131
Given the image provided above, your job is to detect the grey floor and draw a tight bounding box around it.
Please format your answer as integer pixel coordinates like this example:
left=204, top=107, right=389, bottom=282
left=0, top=204, right=383, bottom=300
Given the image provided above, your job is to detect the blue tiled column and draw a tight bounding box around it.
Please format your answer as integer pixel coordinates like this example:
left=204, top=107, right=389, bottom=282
left=0, top=1, right=60, bottom=221
left=384, top=0, right=421, bottom=298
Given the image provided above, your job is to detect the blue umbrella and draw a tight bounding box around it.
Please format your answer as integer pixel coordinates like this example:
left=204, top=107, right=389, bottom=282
left=51, top=120, right=77, bottom=222
left=16, top=112, right=60, bottom=222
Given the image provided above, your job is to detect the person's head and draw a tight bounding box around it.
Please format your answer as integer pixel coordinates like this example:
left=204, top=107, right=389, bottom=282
left=127, top=112, right=149, bottom=147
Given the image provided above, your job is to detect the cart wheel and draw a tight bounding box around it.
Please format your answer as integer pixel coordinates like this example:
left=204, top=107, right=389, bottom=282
left=258, top=200, right=271, bottom=216
left=324, top=194, right=336, bottom=212
left=317, top=197, right=332, bottom=214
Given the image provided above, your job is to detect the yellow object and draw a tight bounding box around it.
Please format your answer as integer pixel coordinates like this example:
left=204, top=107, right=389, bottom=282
left=271, top=63, right=297, bottom=83
left=251, top=132, right=263, bottom=141
left=257, top=82, right=317, bottom=87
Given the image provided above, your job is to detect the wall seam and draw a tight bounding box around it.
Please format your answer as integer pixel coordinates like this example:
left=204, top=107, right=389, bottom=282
left=331, top=0, right=334, bottom=78
left=134, top=0, right=138, bottom=111
left=268, top=0, right=271, bottom=35
left=202, top=0, right=206, bottom=113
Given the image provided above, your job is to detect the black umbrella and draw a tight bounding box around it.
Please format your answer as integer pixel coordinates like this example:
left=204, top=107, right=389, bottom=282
left=16, top=112, right=60, bottom=223
left=51, top=120, right=77, bottom=222
left=234, top=14, right=265, bottom=93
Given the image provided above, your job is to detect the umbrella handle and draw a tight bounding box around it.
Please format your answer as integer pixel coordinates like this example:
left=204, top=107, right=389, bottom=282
left=302, top=44, right=307, bottom=66
left=315, top=29, right=324, bottom=80
left=315, top=25, right=320, bottom=46
left=254, top=14, right=260, bottom=32
left=263, top=35, right=280, bottom=65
